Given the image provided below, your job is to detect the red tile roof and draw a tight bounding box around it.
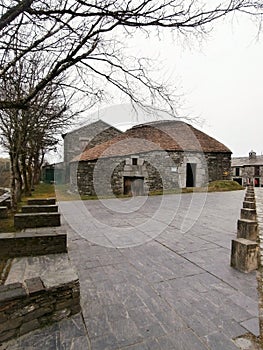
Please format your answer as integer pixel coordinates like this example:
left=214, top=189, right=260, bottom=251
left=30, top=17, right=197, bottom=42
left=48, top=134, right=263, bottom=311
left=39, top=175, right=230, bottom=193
left=71, top=120, right=231, bottom=162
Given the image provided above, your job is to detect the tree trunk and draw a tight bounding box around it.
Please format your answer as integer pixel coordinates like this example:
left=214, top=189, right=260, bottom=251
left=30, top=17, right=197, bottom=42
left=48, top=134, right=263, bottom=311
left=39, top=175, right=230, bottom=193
left=9, top=152, right=22, bottom=210
left=21, top=155, right=31, bottom=196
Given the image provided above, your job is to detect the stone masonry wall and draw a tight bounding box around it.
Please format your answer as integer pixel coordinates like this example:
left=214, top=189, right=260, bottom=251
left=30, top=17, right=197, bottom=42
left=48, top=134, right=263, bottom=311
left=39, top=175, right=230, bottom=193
left=0, top=233, right=67, bottom=258
left=0, top=278, right=80, bottom=343
left=207, top=152, right=232, bottom=182
left=70, top=150, right=231, bottom=196
left=64, top=121, right=122, bottom=163
left=14, top=213, right=61, bottom=230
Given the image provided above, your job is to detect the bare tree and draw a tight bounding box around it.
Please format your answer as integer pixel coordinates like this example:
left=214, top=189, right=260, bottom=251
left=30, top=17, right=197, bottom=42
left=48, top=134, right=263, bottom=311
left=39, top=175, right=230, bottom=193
left=0, top=1, right=262, bottom=113
left=0, top=53, right=71, bottom=209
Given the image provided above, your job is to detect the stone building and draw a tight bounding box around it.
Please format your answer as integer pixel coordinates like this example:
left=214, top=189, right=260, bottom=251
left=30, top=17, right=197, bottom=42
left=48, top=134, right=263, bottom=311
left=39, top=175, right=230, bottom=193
left=62, top=120, right=122, bottom=181
left=70, top=120, right=231, bottom=196
left=232, top=150, right=263, bottom=187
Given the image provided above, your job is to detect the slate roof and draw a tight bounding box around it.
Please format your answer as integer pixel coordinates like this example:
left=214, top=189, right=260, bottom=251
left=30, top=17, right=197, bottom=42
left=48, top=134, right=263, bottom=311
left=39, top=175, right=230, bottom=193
left=72, top=120, right=231, bottom=162
left=232, top=155, right=263, bottom=167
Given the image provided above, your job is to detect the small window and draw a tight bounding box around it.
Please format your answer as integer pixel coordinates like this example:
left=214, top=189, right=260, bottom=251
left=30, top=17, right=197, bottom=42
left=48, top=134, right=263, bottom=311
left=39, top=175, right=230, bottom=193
left=235, top=167, right=240, bottom=176
left=132, top=158, right=138, bottom=166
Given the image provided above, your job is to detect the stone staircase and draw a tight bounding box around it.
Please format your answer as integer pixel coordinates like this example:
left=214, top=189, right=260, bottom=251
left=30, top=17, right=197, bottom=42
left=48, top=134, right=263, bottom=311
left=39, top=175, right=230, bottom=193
left=0, top=198, right=80, bottom=344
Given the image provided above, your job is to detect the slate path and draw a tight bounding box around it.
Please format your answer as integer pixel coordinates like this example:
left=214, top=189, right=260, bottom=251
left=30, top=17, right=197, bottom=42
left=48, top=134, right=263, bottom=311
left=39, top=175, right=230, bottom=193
left=1, top=190, right=260, bottom=349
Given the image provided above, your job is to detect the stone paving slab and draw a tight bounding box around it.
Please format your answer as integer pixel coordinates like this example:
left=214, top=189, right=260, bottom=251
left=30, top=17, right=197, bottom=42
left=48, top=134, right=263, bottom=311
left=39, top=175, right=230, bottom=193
left=1, top=190, right=261, bottom=349
left=5, top=253, right=78, bottom=288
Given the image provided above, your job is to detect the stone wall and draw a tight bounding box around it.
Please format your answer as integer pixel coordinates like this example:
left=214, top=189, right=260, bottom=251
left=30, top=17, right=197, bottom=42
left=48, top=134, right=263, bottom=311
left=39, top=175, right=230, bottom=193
left=70, top=150, right=231, bottom=196
left=0, top=232, right=67, bottom=258
left=206, top=152, right=231, bottom=182
left=14, top=213, right=61, bottom=230
left=0, top=278, right=80, bottom=343
left=21, top=205, right=58, bottom=213
left=63, top=120, right=122, bottom=163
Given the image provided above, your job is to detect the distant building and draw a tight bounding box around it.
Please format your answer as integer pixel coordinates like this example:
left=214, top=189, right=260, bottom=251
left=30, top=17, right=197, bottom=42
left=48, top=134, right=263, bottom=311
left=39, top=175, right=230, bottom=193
left=62, top=120, right=122, bottom=182
left=70, top=120, right=232, bottom=196
left=232, top=150, right=263, bottom=187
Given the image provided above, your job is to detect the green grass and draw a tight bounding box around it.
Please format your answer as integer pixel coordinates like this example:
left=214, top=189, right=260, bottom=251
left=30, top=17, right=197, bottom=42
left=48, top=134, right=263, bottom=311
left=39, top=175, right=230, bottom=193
left=208, top=180, right=244, bottom=192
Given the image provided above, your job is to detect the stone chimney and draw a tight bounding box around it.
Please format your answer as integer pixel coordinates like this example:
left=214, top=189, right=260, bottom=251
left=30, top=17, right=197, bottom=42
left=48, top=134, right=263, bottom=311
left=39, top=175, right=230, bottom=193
left=249, top=150, right=256, bottom=160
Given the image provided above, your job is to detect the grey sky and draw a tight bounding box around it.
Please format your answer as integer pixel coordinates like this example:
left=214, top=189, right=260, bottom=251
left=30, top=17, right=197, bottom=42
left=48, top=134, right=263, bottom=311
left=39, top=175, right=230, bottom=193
left=84, top=13, right=263, bottom=158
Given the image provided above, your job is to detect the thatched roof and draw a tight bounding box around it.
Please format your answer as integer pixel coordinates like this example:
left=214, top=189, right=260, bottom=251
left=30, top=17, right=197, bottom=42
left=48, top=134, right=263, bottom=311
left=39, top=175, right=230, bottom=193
left=71, top=120, right=231, bottom=162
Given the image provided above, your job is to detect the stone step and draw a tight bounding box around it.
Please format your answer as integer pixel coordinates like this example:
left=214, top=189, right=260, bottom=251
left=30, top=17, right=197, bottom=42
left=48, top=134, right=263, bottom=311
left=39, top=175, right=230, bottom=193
left=21, top=205, right=58, bottom=213
left=14, top=212, right=61, bottom=229
left=237, top=219, right=258, bottom=241
left=1, top=253, right=80, bottom=343
left=230, top=238, right=258, bottom=273
left=243, top=201, right=256, bottom=210
left=240, top=208, right=257, bottom=221
left=0, top=206, right=8, bottom=219
left=0, top=229, right=67, bottom=258
left=27, top=198, right=56, bottom=206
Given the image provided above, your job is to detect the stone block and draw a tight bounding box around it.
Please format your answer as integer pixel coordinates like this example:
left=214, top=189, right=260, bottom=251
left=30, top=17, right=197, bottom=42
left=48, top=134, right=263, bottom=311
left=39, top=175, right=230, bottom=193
left=0, top=328, right=17, bottom=343
left=0, top=232, right=67, bottom=258
left=14, top=212, right=61, bottom=229
left=0, top=283, right=26, bottom=303
left=0, top=206, right=8, bottom=219
left=230, top=238, right=258, bottom=273
left=19, top=319, right=40, bottom=336
left=237, top=219, right=258, bottom=241
left=243, top=201, right=256, bottom=210
left=244, top=196, right=255, bottom=202
left=27, top=198, right=56, bottom=205
left=21, top=205, right=58, bottom=213
left=246, top=190, right=255, bottom=195
left=25, top=277, right=45, bottom=295
left=240, top=208, right=257, bottom=221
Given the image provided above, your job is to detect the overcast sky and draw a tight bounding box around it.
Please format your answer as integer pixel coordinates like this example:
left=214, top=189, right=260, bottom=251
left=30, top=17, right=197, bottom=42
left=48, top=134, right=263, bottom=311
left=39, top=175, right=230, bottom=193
left=82, top=12, right=263, bottom=159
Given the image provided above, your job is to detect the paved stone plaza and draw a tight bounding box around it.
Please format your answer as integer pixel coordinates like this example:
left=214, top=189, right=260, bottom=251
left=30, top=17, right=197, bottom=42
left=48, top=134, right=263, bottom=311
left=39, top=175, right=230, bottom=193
left=1, top=190, right=260, bottom=349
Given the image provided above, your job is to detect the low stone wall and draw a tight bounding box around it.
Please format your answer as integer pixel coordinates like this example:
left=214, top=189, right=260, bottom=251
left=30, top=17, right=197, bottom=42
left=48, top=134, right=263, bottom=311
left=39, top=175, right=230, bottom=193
left=21, top=205, right=58, bottom=213
left=0, top=277, right=80, bottom=343
left=0, top=232, right=67, bottom=258
left=27, top=198, right=56, bottom=206
left=14, top=213, right=61, bottom=229
left=0, top=207, right=8, bottom=219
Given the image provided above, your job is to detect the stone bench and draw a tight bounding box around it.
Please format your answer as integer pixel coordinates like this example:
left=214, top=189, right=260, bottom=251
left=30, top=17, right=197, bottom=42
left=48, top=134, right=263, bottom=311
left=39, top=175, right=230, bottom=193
left=21, top=205, right=58, bottom=213
left=14, top=212, right=61, bottom=230
left=0, top=253, right=80, bottom=343
left=27, top=198, right=56, bottom=206
left=0, top=230, right=67, bottom=258
left=0, top=206, right=8, bottom=219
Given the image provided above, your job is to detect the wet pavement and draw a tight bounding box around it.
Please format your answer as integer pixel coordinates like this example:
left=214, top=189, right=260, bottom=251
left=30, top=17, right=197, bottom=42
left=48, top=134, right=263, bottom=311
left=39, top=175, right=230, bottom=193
left=0, top=190, right=260, bottom=349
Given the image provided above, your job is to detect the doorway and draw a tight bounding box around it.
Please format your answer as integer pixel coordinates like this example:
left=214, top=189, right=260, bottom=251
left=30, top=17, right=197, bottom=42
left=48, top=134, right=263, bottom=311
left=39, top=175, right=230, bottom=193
left=254, top=177, right=260, bottom=187
left=186, top=163, right=196, bottom=187
left=124, top=177, right=144, bottom=196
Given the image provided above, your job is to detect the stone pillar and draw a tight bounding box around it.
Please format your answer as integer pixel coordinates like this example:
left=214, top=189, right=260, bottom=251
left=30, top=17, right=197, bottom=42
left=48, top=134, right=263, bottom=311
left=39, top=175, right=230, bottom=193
left=231, top=185, right=258, bottom=273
